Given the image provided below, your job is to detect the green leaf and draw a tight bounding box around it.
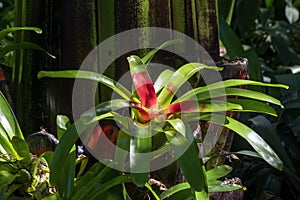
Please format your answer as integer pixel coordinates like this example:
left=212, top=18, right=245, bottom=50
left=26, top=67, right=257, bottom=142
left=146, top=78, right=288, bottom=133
left=61, top=149, right=76, bottom=199
left=114, top=130, right=131, bottom=171
left=197, top=88, right=284, bottom=108
left=0, top=91, right=23, bottom=139
left=0, top=42, right=55, bottom=59
left=198, top=100, right=243, bottom=113
left=71, top=163, right=107, bottom=200
left=88, top=174, right=131, bottom=200
left=11, top=136, right=31, bottom=162
left=80, top=100, right=133, bottom=123
left=206, top=165, right=232, bottom=182
left=219, top=16, right=245, bottom=59
left=56, top=115, right=70, bottom=140
left=166, top=121, right=207, bottom=192
left=0, top=171, right=17, bottom=190
left=227, top=99, right=277, bottom=116
left=142, top=39, right=182, bottom=65
left=158, top=63, right=221, bottom=106
left=38, top=70, right=131, bottom=101
left=154, top=69, right=174, bottom=93
left=0, top=27, right=42, bottom=41
left=208, top=183, right=242, bottom=193
left=195, top=190, right=209, bottom=200
left=176, top=79, right=288, bottom=103
left=248, top=116, right=298, bottom=175
left=145, top=183, right=160, bottom=200
left=50, top=120, right=89, bottom=185
left=159, top=183, right=191, bottom=200
left=202, top=114, right=283, bottom=170
left=130, top=122, right=151, bottom=187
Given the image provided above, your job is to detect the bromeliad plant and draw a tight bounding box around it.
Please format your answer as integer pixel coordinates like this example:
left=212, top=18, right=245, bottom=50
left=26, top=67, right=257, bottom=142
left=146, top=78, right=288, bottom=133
left=38, top=40, right=288, bottom=199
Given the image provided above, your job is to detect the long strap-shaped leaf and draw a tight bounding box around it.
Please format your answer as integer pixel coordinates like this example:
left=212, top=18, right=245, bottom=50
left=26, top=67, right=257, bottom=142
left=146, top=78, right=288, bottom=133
left=128, top=55, right=157, bottom=109
left=176, top=79, right=288, bottom=103
left=0, top=91, right=23, bottom=140
left=142, top=39, right=182, bottom=65
left=0, top=27, right=42, bottom=41
left=130, top=122, right=152, bottom=187
left=154, top=69, right=174, bottom=93
left=166, top=119, right=207, bottom=192
left=201, top=114, right=283, bottom=170
left=38, top=70, right=131, bottom=101
left=196, top=88, right=284, bottom=107
left=0, top=42, right=55, bottom=59
left=158, top=63, right=221, bottom=106
left=227, top=99, right=277, bottom=116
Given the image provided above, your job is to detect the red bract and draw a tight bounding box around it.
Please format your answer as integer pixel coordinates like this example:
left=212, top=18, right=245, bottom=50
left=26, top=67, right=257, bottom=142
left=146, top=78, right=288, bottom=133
left=128, top=56, right=157, bottom=110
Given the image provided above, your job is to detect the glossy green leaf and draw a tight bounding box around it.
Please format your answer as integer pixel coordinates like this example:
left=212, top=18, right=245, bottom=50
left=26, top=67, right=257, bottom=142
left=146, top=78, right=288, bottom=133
left=248, top=116, right=298, bottom=175
left=0, top=42, right=55, bottom=59
left=219, top=16, right=245, bottom=59
left=114, top=130, right=131, bottom=171
left=158, top=63, right=221, bottom=106
left=206, top=165, right=233, bottom=181
left=11, top=136, right=30, bottom=162
left=80, top=99, right=132, bottom=123
left=62, top=149, right=76, bottom=199
left=176, top=79, right=288, bottom=103
left=145, top=183, right=160, bottom=200
left=198, top=100, right=243, bottom=113
left=0, top=27, right=42, bottom=41
left=128, top=55, right=157, bottom=108
left=56, top=115, right=70, bottom=140
left=159, top=183, right=191, bottom=200
left=197, top=88, right=284, bottom=108
left=50, top=120, right=89, bottom=185
left=166, top=120, right=207, bottom=192
left=227, top=99, right=277, bottom=116
left=154, top=69, right=174, bottom=93
left=142, top=39, right=181, bottom=65
left=202, top=114, right=283, bottom=170
left=130, top=122, right=151, bottom=187
left=38, top=70, right=131, bottom=101
left=0, top=131, right=16, bottom=155
left=0, top=91, right=23, bottom=140
left=160, top=181, right=240, bottom=199
left=208, top=183, right=242, bottom=193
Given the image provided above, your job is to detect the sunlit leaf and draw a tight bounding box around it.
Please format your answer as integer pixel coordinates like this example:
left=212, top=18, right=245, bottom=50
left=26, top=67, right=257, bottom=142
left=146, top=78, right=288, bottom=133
left=201, top=114, right=283, bottom=170
left=206, top=165, right=232, bottom=181
left=0, top=91, right=23, bottom=139
left=158, top=63, right=221, bottom=106
left=176, top=79, right=288, bottom=103
left=154, top=69, right=174, bottom=93
left=128, top=55, right=157, bottom=109
left=38, top=70, right=132, bottom=101
left=197, top=88, right=284, bottom=108
left=56, top=115, right=70, bottom=140
left=227, top=99, right=277, bottom=116
left=166, top=120, right=207, bottom=192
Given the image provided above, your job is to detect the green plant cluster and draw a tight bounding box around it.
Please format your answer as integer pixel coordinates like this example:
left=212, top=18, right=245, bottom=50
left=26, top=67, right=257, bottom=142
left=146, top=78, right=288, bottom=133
left=218, top=0, right=300, bottom=198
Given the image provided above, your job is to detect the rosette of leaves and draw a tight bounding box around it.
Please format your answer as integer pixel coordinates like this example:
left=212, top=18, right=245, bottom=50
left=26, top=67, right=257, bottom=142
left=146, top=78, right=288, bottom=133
left=38, top=40, right=288, bottom=199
